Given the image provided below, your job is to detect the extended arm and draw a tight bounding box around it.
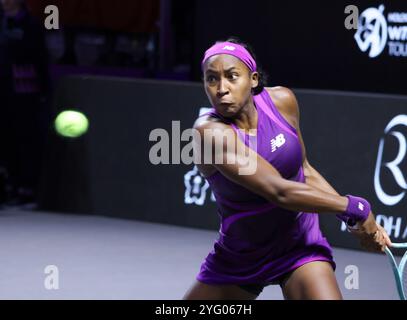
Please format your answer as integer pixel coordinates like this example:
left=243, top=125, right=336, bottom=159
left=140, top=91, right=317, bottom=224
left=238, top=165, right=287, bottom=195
left=268, top=86, right=392, bottom=250
left=193, top=116, right=349, bottom=217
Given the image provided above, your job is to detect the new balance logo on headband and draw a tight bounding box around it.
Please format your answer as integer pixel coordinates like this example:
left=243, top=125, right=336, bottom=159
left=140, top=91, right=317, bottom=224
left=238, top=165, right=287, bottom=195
left=223, top=45, right=236, bottom=51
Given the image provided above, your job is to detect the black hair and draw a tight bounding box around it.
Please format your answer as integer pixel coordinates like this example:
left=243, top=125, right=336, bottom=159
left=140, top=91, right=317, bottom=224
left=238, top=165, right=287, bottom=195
left=217, top=36, right=268, bottom=95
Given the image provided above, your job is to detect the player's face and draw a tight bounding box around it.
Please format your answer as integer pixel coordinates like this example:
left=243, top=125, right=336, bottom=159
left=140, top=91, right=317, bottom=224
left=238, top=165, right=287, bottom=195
left=203, top=54, right=258, bottom=118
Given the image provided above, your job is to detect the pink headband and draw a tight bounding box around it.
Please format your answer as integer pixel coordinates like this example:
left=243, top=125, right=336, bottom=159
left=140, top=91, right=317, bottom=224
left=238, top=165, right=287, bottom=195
left=201, top=42, right=257, bottom=72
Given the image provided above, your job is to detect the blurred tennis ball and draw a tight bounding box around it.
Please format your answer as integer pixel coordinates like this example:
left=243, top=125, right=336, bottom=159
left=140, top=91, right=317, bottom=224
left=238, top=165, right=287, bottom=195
left=54, top=110, right=89, bottom=138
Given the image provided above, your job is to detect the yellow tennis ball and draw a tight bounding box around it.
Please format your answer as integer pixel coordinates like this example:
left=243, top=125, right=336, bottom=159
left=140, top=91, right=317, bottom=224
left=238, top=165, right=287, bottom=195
left=55, top=110, right=89, bottom=138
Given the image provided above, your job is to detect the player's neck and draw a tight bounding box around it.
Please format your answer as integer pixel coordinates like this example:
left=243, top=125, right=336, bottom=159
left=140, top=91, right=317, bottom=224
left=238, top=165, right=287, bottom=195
left=234, top=99, right=257, bottom=133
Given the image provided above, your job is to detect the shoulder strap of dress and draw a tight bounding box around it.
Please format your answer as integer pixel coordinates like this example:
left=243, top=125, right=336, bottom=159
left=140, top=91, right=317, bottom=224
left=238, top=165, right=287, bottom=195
left=254, top=89, right=298, bottom=138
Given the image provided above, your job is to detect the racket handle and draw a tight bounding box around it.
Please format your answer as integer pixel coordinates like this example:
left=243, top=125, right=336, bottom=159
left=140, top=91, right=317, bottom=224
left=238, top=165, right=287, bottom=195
left=389, top=243, right=407, bottom=249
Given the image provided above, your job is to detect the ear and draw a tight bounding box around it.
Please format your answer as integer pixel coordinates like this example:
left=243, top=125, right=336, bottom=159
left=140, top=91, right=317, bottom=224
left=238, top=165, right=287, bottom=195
left=251, top=72, right=259, bottom=90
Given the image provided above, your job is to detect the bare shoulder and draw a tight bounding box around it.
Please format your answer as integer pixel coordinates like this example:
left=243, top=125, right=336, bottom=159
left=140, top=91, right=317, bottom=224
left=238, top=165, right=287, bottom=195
left=265, top=86, right=300, bottom=126
left=192, top=113, right=236, bottom=156
left=192, top=115, right=233, bottom=177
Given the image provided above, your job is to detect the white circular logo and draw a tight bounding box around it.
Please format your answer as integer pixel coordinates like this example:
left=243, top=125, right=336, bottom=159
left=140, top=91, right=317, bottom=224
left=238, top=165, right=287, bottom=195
left=354, top=5, right=388, bottom=58
left=374, top=115, right=407, bottom=206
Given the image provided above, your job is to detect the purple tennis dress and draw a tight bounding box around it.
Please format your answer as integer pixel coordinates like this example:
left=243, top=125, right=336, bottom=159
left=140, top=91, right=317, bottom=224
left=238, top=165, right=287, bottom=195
left=196, top=89, right=335, bottom=285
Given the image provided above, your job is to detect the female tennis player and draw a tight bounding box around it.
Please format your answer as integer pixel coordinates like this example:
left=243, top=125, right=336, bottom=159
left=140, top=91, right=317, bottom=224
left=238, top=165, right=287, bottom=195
left=183, top=37, right=392, bottom=300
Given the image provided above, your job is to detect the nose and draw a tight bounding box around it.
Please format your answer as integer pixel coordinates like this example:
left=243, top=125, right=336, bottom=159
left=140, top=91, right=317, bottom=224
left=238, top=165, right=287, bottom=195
left=217, top=79, right=229, bottom=96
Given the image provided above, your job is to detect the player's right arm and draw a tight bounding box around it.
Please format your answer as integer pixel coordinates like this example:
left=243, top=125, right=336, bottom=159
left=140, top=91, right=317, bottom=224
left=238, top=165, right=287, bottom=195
left=193, top=117, right=348, bottom=214
left=192, top=118, right=389, bottom=251
left=192, top=117, right=390, bottom=251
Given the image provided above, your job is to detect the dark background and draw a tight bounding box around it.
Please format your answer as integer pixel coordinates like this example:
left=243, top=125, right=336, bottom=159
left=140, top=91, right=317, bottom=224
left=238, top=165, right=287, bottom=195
left=16, top=0, right=407, bottom=95
left=192, top=0, right=407, bottom=95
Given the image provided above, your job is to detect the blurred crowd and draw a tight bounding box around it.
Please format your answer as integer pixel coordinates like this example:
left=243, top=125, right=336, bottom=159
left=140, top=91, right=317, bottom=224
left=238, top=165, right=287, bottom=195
left=0, top=0, right=192, bottom=209
left=0, top=0, right=50, bottom=208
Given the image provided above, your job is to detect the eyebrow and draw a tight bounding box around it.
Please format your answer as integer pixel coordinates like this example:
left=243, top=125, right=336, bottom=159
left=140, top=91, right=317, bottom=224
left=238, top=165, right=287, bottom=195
left=205, top=67, right=239, bottom=74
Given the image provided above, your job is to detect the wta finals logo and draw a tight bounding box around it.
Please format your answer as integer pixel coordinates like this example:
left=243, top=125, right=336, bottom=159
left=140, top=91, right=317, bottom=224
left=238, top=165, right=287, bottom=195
left=354, top=5, right=387, bottom=58
left=354, top=4, right=407, bottom=58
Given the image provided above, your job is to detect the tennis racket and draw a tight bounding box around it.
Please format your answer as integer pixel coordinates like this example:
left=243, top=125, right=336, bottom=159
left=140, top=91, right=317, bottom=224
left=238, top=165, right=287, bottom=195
left=384, top=243, right=407, bottom=300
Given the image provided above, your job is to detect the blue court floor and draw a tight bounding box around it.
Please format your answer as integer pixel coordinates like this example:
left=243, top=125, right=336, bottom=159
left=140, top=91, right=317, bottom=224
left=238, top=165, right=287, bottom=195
left=0, top=210, right=400, bottom=300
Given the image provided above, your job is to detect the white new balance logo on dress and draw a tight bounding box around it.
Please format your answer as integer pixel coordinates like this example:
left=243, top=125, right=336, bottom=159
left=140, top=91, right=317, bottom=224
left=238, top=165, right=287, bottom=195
left=271, top=133, right=286, bottom=152
left=358, top=202, right=364, bottom=211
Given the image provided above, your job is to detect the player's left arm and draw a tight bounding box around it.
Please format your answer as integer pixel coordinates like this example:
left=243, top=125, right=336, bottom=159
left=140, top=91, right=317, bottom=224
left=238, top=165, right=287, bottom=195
left=267, top=86, right=340, bottom=196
